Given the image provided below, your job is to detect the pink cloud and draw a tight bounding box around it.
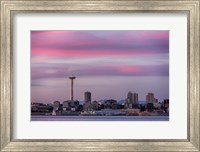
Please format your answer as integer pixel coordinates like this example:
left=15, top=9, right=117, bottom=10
left=125, top=31, right=169, bottom=39
left=32, top=48, right=168, bottom=58
left=31, top=31, right=169, bottom=57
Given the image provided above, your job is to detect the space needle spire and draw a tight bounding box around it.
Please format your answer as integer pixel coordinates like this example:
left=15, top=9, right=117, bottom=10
left=69, top=74, right=76, bottom=101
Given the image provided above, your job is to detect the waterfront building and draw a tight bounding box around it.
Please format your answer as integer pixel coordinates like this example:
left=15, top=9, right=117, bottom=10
left=146, top=93, right=155, bottom=104
left=83, top=91, right=92, bottom=111
left=153, top=99, right=161, bottom=110
left=133, top=93, right=139, bottom=108
left=163, top=99, right=169, bottom=113
left=104, top=99, right=118, bottom=109
left=127, top=91, right=133, bottom=102
left=124, top=92, right=139, bottom=109
left=62, top=100, right=79, bottom=111
left=84, top=91, right=91, bottom=104
left=147, top=103, right=154, bottom=111
left=53, top=101, right=60, bottom=111
left=31, top=102, right=53, bottom=114
left=62, top=101, right=69, bottom=111
left=124, top=91, right=133, bottom=109
left=140, top=105, right=146, bottom=112
left=83, top=103, right=93, bottom=111
left=146, top=93, right=155, bottom=111
left=92, top=101, right=99, bottom=111
left=47, top=103, right=53, bottom=107
left=133, top=93, right=138, bottom=105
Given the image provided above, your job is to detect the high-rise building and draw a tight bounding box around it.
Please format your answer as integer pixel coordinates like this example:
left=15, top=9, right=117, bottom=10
left=163, top=99, right=169, bottom=113
left=146, top=93, right=155, bottom=111
left=84, top=91, right=91, bottom=104
left=133, top=93, right=138, bottom=105
left=146, top=93, right=155, bottom=104
left=125, top=92, right=138, bottom=109
left=83, top=91, right=92, bottom=111
left=127, top=91, right=133, bottom=103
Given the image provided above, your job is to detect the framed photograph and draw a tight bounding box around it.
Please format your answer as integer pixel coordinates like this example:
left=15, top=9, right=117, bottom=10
left=31, top=30, right=169, bottom=121
left=0, top=0, right=199, bottom=151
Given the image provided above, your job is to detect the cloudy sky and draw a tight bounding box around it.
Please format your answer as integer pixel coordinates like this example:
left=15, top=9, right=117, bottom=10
left=31, top=30, right=169, bottom=103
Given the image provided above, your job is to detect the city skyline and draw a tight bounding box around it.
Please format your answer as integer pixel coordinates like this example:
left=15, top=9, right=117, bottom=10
left=31, top=30, right=169, bottom=103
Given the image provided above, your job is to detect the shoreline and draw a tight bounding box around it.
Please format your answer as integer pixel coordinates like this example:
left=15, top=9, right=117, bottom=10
left=31, top=115, right=169, bottom=121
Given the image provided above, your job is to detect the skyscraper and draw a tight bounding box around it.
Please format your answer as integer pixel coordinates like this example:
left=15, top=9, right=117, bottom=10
left=163, top=99, right=169, bottom=113
left=125, top=92, right=138, bottom=109
left=127, top=91, right=133, bottom=103
left=146, top=93, right=155, bottom=111
left=133, top=93, right=138, bottom=105
left=146, top=93, right=155, bottom=104
left=84, top=91, right=91, bottom=104
left=84, top=91, right=92, bottom=111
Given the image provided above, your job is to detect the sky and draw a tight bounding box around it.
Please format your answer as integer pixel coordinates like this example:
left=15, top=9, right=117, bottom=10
left=31, top=30, right=169, bottom=104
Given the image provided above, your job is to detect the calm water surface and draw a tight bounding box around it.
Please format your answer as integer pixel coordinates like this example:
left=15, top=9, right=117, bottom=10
left=31, top=116, right=169, bottom=121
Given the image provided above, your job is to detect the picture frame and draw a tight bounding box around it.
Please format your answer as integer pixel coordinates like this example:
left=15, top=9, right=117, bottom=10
left=0, top=0, right=199, bottom=151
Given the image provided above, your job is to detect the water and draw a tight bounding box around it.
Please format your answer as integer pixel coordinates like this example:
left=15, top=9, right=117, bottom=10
left=31, top=115, right=169, bottom=121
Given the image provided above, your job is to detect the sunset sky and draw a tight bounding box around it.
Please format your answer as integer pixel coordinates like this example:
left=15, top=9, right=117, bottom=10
left=31, top=30, right=169, bottom=103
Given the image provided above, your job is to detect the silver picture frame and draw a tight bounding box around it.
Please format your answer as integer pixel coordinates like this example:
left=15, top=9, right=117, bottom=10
left=0, top=0, right=199, bottom=151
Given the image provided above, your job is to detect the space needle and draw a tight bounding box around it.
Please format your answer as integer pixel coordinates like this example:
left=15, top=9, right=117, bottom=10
left=69, top=74, right=76, bottom=101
